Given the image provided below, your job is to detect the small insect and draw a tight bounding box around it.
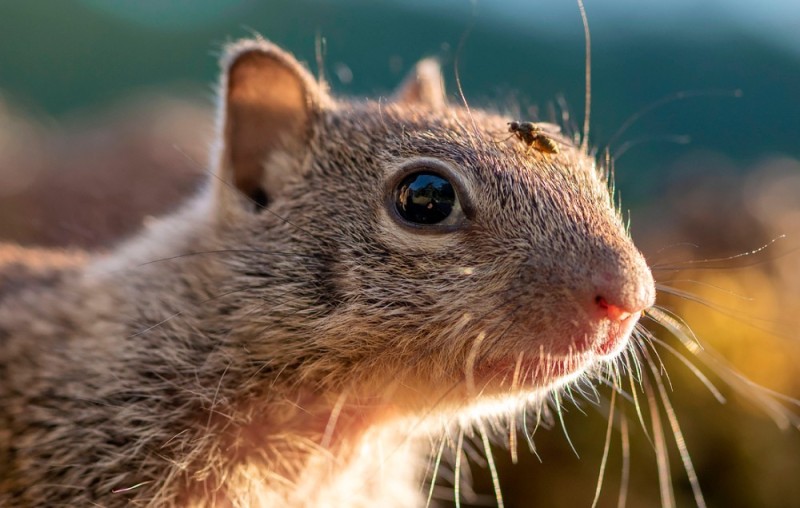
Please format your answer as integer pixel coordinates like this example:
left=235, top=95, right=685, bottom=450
left=508, top=120, right=560, bottom=154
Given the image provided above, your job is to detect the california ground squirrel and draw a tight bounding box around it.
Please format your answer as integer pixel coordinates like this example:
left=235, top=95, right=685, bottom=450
left=0, top=38, right=654, bottom=507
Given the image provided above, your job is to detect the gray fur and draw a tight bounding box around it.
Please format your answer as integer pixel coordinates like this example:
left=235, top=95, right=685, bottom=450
left=0, top=39, right=653, bottom=507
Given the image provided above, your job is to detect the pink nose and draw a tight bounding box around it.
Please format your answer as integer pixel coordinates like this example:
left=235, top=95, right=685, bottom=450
left=595, top=296, right=634, bottom=321
left=590, top=263, right=654, bottom=322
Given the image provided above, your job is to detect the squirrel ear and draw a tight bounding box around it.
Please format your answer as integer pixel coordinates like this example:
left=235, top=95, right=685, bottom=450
left=392, top=58, right=447, bottom=111
left=216, top=39, right=327, bottom=211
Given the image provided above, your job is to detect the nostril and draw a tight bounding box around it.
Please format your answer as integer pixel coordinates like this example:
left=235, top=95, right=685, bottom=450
left=595, top=295, right=632, bottom=322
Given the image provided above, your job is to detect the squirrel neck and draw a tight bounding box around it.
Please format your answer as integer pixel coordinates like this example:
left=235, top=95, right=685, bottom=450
left=66, top=194, right=423, bottom=505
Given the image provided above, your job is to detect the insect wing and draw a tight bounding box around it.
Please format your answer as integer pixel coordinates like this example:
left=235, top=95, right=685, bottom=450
left=533, top=122, right=562, bottom=134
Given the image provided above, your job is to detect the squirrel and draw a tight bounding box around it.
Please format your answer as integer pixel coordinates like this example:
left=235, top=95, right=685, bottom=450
left=0, top=38, right=654, bottom=507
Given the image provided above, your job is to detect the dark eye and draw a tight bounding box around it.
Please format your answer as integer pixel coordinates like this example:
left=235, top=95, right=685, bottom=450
left=395, top=171, right=458, bottom=225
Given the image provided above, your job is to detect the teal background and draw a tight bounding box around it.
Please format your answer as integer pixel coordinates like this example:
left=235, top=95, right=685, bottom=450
left=1, top=0, right=799, bottom=205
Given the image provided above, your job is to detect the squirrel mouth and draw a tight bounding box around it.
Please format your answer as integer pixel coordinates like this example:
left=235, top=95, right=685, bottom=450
left=473, top=352, right=594, bottom=392
left=592, top=313, right=640, bottom=358
left=564, top=310, right=642, bottom=359
left=471, top=314, right=641, bottom=392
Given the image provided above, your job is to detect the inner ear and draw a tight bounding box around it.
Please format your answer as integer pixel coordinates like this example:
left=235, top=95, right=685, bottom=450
left=392, top=58, right=447, bottom=111
left=220, top=40, right=324, bottom=209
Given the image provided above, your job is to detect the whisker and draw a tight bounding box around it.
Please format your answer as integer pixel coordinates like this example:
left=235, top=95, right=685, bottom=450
left=320, top=390, right=348, bottom=449
left=425, top=437, right=447, bottom=508
left=476, top=418, right=504, bottom=508
left=553, top=391, right=579, bottom=458
left=655, top=285, right=796, bottom=340
left=599, top=376, right=634, bottom=407
left=617, top=414, right=630, bottom=508
left=453, top=428, right=465, bottom=508
left=697, top=350, right=800, bottom=430
left=650, top=235, right=791, bottom=271
left=205, top=359, right=233, bottom=429
left=642, top=311, right=799, bottom=427
left=647, top=307, right=701, bottom=352
left=624, top=352, right=654, bottom=449
left=591, top=389, right=617, bottom=508
left=577, top=0, right=591, bottom=152
left=656, top=284, right=745, bottom=315
left=453, top=0, right=482, bottom=151
left=645, top=349, right=707, bottom=508
left=465, top=331, right=487, bottom=396
left=628, top=341, right=646, bottom=384
left=314, top=31, right=327, bottom=87
left=656, top=242, right=700, bottom=253
left=611, top=360, right=625, bottom=392
left=612, top=134, right=690, bottom=161
left=521, top=405, right=542, bottom=461
left=656, top=278, right=752, bottom=302
left=576, top=376, right=601, bottom=406
left=138, top=249, right=330, bottom=268
left=129, top=286, right=254, bottom=338
left=642, top=329, right=726, bottom=404
left=565, top=385, right=588, bottom=416
left=385, top=381, right=463, bottom=458
left=604, top=88, right=741, bottom=151
left=642, top=371, right=675, bottom=508
left=642, top=335, right=674, bottom=391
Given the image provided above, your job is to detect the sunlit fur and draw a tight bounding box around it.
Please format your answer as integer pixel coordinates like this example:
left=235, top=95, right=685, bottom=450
left=0, top=39, right=656, bottom=507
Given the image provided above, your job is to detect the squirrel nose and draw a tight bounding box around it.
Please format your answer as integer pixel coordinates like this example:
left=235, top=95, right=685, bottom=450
left=595, top=296, right=633, bottom=321
left=590, top=265, right=655, bottom=322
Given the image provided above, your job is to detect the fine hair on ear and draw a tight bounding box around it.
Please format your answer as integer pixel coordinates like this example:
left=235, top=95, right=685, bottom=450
left=211, top=38, right=331, bottom=219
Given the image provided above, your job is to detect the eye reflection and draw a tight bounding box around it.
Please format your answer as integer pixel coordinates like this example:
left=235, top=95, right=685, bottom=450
left=395, top=172, right=456, bottom=225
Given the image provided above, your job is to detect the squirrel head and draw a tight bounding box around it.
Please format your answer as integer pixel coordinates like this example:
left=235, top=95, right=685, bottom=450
left=208, top=38, right=655, bottom=420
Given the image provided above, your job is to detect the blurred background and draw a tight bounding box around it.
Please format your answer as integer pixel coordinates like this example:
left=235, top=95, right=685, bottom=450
left=1, top=1, right=798, bottom=506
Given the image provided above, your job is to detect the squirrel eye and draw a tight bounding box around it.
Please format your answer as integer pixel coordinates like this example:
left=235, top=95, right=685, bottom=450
left=394, top=171, right=458, bottom=225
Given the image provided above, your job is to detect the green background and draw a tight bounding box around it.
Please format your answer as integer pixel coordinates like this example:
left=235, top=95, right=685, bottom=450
left=1, top=0, right=799, bottom=204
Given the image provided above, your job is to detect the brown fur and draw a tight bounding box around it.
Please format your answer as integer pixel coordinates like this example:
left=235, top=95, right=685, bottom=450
left=0, top=38, right=654, bottom=506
